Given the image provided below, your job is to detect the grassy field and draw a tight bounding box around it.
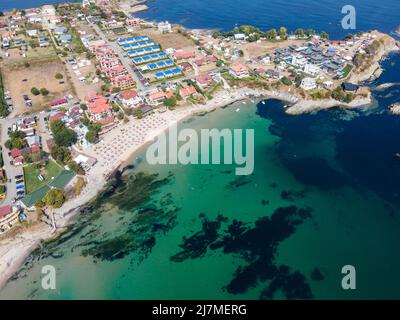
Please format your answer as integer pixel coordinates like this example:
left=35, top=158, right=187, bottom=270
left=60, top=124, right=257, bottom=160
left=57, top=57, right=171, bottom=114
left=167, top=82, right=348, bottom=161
left=0, top=72, right=9, bottom=118
left=24, top=160, right=63, bottom=194
left=341, top=64, right=354, bottom=79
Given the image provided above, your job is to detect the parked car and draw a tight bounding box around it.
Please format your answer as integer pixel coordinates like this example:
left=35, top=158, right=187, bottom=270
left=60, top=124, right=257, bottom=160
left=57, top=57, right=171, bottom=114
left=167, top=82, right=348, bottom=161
left=17, top=191, right=25, bottom=196
left=16, top=180, right=24, bottom=184
left=16, top=185, right=24, bottom=190
left=15, top=175, right=24, bottom=179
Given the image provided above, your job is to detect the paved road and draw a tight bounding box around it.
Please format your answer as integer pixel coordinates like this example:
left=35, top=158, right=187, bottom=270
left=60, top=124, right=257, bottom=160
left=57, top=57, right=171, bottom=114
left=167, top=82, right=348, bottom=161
left=0, top=118, right=23, bottom=205
left=92, top=24, right=145, bottom=91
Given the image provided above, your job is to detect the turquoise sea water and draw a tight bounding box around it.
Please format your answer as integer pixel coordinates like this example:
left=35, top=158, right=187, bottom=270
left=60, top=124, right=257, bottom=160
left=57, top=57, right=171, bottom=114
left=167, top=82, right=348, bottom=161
left=1, top=53, right=400, bottom=299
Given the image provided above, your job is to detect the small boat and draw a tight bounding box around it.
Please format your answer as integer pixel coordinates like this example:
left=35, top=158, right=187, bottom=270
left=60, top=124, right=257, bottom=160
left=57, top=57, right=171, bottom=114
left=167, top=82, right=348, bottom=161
left=261, top=101, right=266, bottom=105
left=236, top=108, right=240, bottom=112
left=283, top=105, right=288, bottom=109
left=395, top=153, right=400, bottom=159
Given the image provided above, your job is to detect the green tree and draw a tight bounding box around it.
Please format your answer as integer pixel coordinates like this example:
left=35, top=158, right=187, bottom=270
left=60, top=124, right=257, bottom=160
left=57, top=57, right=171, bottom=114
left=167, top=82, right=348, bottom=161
left=212, top=31, right=221, bottom=39
left=280, top=76, right=292, bottom=86
left=278, top=27, right=288, bottom=40
left=133, top=108, right=144, bottom=119
left=40, top=88, right=49, bottom=96
left=51, top=145, right=71, bottom=164
left=265, top=28, right=277, bottom=40
left=43, top=188, right=66, bottom=208
left=294, top=28, right=305, bottom=38
left=5, top=131, right=26, bottom=149
left=216, top=59, right=224, bottom=67
left=320, top=31, right=330, bottom=40
left=163, top=96, right=177, bottom=108
left=50, top=120, right=76, bottom=146
left=85, top=130, right=97, bottom=143
left=31, top=87, right=40, bottom=96
left=55, top=73, right=63, bottom=80
left=305, top=29, right=315, bottom=37
left=67, top=160, right=83, bottom=174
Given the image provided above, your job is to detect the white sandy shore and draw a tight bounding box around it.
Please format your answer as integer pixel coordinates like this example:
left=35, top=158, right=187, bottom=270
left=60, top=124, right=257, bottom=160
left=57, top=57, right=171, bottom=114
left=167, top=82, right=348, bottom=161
left=285, top=96, right=373, bottom=115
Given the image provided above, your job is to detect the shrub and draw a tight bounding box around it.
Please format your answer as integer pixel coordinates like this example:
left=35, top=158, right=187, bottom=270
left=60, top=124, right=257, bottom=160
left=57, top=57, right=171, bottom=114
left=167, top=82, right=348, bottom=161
left=40, top=88, right=49, bottom=96
left=43, top=188, right=66, bottom=208
left=31, top=87, right=40, bottom=96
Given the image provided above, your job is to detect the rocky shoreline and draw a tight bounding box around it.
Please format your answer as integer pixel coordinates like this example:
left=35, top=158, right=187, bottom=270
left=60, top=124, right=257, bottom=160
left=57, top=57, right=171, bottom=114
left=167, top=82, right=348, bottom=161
left=389, top=103, right=400, bottom=115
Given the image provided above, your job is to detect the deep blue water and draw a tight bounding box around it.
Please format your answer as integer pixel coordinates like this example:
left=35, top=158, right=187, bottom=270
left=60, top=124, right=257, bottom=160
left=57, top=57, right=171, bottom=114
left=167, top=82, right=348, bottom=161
left=137, top=0, right=400, bottom=39
left=0, top=0, right=78, bottom=11
left=3, top=0, right=399, bottom=40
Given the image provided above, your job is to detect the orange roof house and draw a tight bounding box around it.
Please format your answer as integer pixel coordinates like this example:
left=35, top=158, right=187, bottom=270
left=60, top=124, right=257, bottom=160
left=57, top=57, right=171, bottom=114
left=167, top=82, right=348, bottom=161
left=179, top=85, right=197, bottom=98
left=118, top=89, right=142, bottom=107
left=85, top=92, right=114, bottom=124
left=229, top=64, right=250, bottom=78
left=148, top=90, right=174, bottom=105
left=173, top=51, right=196, bottom=60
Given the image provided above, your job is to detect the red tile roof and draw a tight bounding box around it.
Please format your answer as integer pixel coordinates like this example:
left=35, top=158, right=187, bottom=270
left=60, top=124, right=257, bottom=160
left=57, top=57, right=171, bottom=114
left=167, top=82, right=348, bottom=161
left=85, top=92, right=112, bottom=114
left=49, top=98, right=68, bottom=107
left=0, top=205, right=12, bottom=219
left=49, top=112, right=66, bottom=122
left=10, top=149, right=22, bottom=158
left=31, top=145, right=41, bottom=153
left=119, top=89, right=138, bottom=100
left=174, top=51, right=196, bottom=60
left=180, top=86, right=197, bottom=98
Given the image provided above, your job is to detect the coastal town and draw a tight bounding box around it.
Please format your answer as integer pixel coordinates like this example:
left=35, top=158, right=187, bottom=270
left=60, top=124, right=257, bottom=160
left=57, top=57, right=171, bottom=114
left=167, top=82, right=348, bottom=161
left=0, top=0, right=398, bottom=289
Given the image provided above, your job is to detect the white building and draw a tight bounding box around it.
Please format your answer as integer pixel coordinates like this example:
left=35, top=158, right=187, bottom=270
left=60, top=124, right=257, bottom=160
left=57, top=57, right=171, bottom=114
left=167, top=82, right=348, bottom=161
left=291, top=55, right=307, bottom=68
left=304, top=63, right=320, bottom=76
left=301, top=77, right=317, bottom=90
left=323, top=81, right=334, bottom=89
left=234, top=33, right=246, bottom=41
left=118, top=90, right=143, bottom=108
left=158, top=21, right=172, bottom=33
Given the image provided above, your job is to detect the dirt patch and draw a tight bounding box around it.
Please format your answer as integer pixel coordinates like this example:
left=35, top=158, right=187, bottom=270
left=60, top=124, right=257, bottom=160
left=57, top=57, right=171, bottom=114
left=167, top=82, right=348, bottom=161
left=1, top=60, right=74, bottom=115
left=139, top=28, right=195, bottom=50
left=241, top=39, right=304, bottom=58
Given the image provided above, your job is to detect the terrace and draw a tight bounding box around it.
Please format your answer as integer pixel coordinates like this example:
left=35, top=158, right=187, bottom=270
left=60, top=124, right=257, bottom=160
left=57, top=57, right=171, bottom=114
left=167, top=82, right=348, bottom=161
left=132, top=52, right=168, bottom=65
left=127, top=46, right=161, bottom=57
left=121, top=40, right=155, bottom=51
left=117, top=35, right=149, bottom=45
left=140, top=59, right=174, bottom=72
left=154, top=67, right=183, bottom=80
